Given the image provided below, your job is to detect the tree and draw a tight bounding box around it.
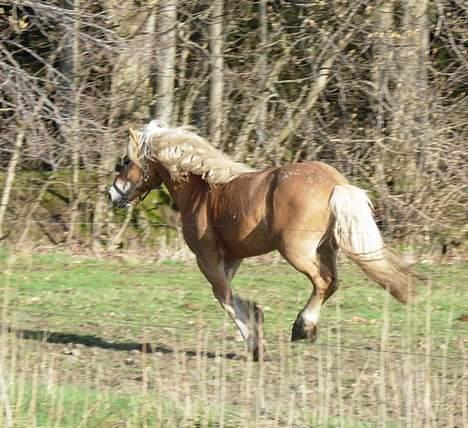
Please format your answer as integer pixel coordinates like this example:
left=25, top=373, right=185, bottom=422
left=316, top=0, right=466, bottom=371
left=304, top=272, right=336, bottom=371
left=208, top=0, right=224, bottom=146
left=91, top=0, right=157, bottom=252
left=155, top=0, right=178, bottom=124
left=0, top=0, right=466, bottom=249
left=390, top=0, right=430, bottom=194
left=60, top=0, right=82, bottom=244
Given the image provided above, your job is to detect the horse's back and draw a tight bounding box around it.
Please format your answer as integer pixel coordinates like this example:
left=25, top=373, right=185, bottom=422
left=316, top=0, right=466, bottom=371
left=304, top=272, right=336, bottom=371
left=208, top=161, right=347, bottom=259
left=271, top=161, right=347, bottom=244
left=275, top=161, right=347, bottom=187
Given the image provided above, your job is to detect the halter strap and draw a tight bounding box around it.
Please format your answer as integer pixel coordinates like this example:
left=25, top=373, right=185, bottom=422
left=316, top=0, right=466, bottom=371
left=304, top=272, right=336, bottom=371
left=142, top=159, right=150, bottom=183
left=139, top=189, right=152, bottom=203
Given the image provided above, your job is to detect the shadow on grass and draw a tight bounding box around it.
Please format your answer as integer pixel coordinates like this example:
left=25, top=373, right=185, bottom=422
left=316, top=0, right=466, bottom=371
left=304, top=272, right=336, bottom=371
left=8, top=326, right=243, bottom=360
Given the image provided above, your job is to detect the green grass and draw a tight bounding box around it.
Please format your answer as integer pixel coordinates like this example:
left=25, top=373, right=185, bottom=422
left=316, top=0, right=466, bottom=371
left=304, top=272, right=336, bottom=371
left=1, top=248, right=467, bottom=427
left=1, top=249, right=466, bottom=342
left=6, top=381, right=243, bottom=428
left=4, top=381, right=382, bottom=428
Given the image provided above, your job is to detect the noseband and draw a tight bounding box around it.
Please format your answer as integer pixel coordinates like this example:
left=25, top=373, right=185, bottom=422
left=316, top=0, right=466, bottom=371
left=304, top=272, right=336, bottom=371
left=111, top=180, right=127, bottom=198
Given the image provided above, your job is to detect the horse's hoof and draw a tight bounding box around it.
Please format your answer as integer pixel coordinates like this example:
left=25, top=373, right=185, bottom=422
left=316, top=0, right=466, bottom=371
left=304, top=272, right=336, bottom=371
left=291, top=318, right=317, bottom=342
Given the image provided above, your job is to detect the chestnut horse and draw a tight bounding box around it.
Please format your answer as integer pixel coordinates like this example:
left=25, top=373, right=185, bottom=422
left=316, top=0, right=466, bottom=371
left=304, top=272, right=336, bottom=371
left=109, top=121, right=414, bottom=360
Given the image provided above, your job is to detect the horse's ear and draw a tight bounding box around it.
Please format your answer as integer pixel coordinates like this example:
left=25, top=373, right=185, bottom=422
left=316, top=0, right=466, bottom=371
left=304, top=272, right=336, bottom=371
left=129, top=128, right=139, bottom=146
left=127, top=128, right=141, bottom=161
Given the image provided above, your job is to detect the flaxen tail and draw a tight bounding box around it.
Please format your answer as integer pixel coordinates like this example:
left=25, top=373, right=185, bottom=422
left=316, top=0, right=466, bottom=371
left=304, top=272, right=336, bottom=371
left=329, top=184, right=415, bottom=303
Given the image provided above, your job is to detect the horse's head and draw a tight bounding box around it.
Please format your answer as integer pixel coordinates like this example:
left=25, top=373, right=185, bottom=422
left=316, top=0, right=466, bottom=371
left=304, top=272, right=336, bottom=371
left=108, top=128, right=162, bottom=208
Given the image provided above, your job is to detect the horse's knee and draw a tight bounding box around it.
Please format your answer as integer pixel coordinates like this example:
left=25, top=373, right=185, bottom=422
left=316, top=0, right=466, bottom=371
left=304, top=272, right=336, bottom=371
left=209, top=281, right=232, bottom=306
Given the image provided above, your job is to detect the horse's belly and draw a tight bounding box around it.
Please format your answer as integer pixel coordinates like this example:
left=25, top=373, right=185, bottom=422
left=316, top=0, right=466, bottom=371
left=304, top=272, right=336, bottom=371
left=215, top=219, right=274, bottom=259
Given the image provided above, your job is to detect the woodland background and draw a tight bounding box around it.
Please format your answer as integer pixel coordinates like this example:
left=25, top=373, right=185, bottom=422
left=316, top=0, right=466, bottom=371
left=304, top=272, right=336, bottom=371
left=0, top=0, right=466, bottom=254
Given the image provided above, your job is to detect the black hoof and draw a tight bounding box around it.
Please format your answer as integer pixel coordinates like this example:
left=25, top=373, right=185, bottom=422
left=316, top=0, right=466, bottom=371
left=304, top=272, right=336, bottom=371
left=291, top=318, right=317, bottom=342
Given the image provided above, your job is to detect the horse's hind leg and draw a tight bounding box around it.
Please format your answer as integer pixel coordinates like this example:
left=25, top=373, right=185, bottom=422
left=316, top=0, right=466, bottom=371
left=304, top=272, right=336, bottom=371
left=280, top=238, right=337, bottom=342
left=318, top=240, right=339, bottom=304
left=196, top=256, right=264, bottom=360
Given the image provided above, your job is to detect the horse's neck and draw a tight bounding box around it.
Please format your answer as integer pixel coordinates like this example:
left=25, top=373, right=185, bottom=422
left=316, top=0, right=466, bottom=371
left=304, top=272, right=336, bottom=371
left=154, top=163, right=208, bottom=215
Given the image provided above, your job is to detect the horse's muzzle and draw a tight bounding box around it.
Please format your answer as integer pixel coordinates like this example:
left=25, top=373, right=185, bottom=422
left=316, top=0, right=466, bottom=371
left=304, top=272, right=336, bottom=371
left=108, top=183, right=130, bottom=208
left=115, top=197, right=129, bottom=209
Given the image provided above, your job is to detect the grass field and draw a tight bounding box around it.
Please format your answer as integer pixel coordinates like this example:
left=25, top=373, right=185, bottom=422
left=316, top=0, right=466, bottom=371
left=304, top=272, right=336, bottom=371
left=1, top=249, right=467, bottom=427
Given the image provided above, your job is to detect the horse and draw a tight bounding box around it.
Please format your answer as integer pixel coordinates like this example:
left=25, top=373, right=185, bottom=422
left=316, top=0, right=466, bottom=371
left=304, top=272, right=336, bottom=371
left=109, top=120, right=415, bottom=360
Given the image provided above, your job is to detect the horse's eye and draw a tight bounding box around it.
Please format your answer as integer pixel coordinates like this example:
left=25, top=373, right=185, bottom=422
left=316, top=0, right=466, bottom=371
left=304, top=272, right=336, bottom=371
left=115, top=163, right=122, bottom=173
left=123, top=155, right=131, bottom=165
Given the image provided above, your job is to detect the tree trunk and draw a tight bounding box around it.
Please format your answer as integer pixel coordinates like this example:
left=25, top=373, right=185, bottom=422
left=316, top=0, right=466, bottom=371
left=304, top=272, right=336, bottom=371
left=0, top=130, right=25, bottom=239
left=255, top=0, right=268, bottom=149
left=91, top=134, right=116, bottom=253
left=62, top=0, right=82, bottom=245
left=155, top=0, right=178, bottom=124
left=91, top=0, right=157, bottom=252
left=209, top=0, right=224, bottom=146
left=371, top=0, right=394, bottom=134
left=103, top=0, right=155, bottom=124
left=391, top=0, right=430, bottom=193
left=371, top=0, right=395, bottom=233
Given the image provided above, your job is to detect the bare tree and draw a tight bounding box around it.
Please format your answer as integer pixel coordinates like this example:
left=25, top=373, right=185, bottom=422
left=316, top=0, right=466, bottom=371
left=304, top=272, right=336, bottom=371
left=0, top=0, right=465, bottom=250
left=256, top=0, right=268, bottom=149
left=0, top=129, right=24, bottom=239
left=103, top=0, right=156, bottom=124
left=60, top=0, right=82, bottom=244
left=370, top=0, right=396, bottom=230
left=91, top=0, right=157, bottom=252
left=390, top=0, right=430, bottom=193
left=371, top=0, right=395, bottom=135
left=208, top=0, right=224, bottom=146
left=155, top=0, right=178, bottom=124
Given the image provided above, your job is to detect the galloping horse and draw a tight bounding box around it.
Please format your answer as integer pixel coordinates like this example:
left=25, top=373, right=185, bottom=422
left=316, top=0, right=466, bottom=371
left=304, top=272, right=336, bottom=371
left=109, top=120, right=414, bottom=360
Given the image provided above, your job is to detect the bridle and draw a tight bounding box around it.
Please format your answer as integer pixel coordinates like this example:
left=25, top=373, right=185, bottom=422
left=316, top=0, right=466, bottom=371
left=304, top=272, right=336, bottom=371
left=113, top=156, right=153, bottom=204
left=138, top=159, right=152, bottom=203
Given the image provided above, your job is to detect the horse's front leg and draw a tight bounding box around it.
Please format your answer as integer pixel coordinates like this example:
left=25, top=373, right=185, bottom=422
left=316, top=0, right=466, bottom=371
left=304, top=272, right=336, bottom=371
left=196, top=256, right=264, bottom=361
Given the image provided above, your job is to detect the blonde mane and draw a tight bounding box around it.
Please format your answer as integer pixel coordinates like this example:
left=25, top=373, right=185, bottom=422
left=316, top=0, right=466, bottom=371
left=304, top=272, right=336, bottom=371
left=131, top=121, right=255, bottom=186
